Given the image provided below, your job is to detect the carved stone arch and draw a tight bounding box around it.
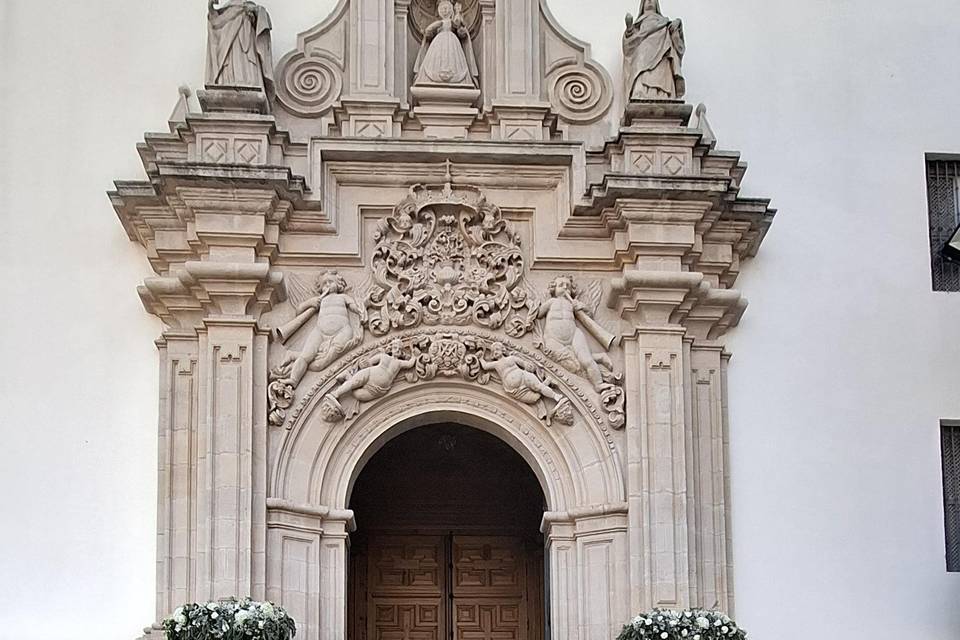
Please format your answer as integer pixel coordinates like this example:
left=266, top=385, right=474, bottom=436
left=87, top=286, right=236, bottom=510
left=272, top=379, right=624, bottom=512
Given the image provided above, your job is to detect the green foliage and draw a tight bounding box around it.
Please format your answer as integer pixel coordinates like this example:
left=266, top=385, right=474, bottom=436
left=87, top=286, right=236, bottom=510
left=616, top=609, right=746, bottom=640
left=163, top=598, right=296, bottom=640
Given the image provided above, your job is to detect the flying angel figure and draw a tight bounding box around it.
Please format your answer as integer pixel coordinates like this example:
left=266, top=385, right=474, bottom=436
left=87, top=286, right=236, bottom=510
left=272, top=271, right=367, bottom=387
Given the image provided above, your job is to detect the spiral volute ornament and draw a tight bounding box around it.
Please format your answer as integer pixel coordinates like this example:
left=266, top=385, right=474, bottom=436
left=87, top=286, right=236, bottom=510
left=547, top=63, right=613, bottom=124
left=276, top=52, right=343, bottom=118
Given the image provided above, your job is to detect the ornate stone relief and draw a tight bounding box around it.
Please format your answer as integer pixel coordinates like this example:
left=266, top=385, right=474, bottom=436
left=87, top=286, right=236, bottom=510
left=319, top=333, right=574, bottom=427
left=365, top=171, right=531, bottom=337
left=533, top=275, right=624, bottom=426
left=266, top=177, right=626, bottom=430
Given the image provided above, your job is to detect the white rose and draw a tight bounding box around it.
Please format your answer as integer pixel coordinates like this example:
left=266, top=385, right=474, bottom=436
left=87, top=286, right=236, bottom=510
left=660, top=634, right=668, bottom=640
left=722, top=626, right=729, bottom=633
left=645, top=618, right=653, bottom=626
left=681, top=631, right=688, bottom=638
left=696, top=617, right=709, bottom=629
left=715, top=620, right=722, bottom=627
left=211, top=612, right=218, bottom=619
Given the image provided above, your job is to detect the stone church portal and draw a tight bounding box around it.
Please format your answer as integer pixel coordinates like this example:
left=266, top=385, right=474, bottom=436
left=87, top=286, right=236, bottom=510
left=110, top=0, right=775, bottom=638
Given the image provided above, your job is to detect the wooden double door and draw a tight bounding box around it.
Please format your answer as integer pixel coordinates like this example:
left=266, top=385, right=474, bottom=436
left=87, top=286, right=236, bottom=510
left=349, top=534, right=544, bottom=640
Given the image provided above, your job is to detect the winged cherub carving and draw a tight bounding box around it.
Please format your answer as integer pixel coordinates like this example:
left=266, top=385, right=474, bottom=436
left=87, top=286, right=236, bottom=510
left=536, top=276, right=620, bottom=392
left=320, top=339, right=417, bottom=422
left=272, top=271, right=367, bottom=387
left=479, top=342, right=572, bottom=426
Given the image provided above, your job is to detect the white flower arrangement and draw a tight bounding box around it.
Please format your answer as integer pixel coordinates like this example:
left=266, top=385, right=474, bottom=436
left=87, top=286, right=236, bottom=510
left=617, top=609, right=746, bottom=640
left=163, top=598, right=296, bottom=640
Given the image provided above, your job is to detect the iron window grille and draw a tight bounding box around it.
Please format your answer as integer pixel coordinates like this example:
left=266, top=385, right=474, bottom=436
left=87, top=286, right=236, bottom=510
left=925, top=155, right=960, bottom=291
left=942, top=420, right=960, bottom=572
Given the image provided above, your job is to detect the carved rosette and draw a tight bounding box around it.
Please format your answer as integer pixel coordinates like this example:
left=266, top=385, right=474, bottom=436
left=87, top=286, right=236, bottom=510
left=275, top=51, right=344, bottom=117
left=365, top=182, right=534, bottom=338
left=546, top=62, right=613, bottom=124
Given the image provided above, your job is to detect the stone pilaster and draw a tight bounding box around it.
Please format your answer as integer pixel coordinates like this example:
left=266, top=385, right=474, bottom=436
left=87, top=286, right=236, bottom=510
left=319, top=512, right=354, bottom=640
left=611, top=271, right=702, bottom=613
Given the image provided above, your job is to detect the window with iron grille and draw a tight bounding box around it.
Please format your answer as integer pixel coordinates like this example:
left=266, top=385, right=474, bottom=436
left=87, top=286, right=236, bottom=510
left=925, top=155, right=960, bottom=291
left=941, top=420, right=960, bottom=572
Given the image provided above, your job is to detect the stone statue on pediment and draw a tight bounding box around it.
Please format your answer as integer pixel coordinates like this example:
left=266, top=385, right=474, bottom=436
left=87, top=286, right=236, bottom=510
left=206, top=0, right=275, bottom=94
left=623, top=0, right=686, bottom=101
left=413, top=0, right=479, bottom=88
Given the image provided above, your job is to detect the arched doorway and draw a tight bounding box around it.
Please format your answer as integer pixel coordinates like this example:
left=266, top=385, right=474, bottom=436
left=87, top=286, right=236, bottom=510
left=347, top=423, right=546, bottom=640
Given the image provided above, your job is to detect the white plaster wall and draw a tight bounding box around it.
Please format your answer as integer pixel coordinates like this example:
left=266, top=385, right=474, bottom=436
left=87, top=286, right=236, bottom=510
left=1, top=1, right=959, bottom=638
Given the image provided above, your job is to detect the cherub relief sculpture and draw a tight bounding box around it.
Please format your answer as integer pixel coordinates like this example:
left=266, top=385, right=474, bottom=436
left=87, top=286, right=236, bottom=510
left=536, top=276, right=620, bottom=393
left=320, top=339, right=417, bottom=422
left=206, top=0, right=275, bottom=94
left=479, top=342, right=573, bottom=426
left=413, top=0, right=480, bottom=87
left=622, top=0, right=686, bottom=100
left=272, top=271, right=367, bottom=387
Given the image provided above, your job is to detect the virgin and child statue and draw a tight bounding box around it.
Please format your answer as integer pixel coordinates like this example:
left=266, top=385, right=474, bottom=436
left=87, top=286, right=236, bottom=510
left=413, top=0, right=480, bottom=88
left=205, top=0, right=275, bottom=95
left=623, top=0, right=686, bottom=100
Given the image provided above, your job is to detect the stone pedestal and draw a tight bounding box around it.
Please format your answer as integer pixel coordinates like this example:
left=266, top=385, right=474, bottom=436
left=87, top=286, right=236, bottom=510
left=198, top=86, right=271, bottom=115
left=411, top=84, right=481, bottom=138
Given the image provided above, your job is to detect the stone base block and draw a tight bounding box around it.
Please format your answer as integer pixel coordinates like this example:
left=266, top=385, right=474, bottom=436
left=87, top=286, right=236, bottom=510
left=623, top=100, right=693, bottom=128
left=411, top=84, right=481, bottom=139
left=198, top=86, right=270, bottom=114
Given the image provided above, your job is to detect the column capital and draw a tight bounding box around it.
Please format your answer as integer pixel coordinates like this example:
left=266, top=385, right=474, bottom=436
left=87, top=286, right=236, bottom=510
left=608, top=270, right=704, bottom=330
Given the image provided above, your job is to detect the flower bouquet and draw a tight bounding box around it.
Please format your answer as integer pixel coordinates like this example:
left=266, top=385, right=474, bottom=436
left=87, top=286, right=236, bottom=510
left=163, top=598, right=296, bottom=640
left=616, top=609, right=746, bottom=640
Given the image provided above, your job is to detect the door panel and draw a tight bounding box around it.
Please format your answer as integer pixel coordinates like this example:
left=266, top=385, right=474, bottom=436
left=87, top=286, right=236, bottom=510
left=366, top=536, right=446, bottom=640
left=359, top=535, right=541, bottom=640
left=452, top=537, right=526, bottom=640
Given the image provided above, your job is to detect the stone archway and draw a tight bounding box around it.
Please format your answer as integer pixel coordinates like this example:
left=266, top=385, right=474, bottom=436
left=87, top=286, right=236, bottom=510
left=348, top=424, right=547, bottom=640
left=266, top=381, right=629, bottom=640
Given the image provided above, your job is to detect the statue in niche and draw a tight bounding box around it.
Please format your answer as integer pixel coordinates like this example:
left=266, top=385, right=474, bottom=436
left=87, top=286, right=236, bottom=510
left=206, top=0, right=275, bottom=94
left=272, top=272, right=367, bottom=387
left=622, top=0, right=686, bottom=100
left=321, top=340, right=417, bottom=422
left=480, top=343, right=573, bottom=426
left=413, top=0, right=479, bottom=87
left=536, top=276, right=620, bottom=392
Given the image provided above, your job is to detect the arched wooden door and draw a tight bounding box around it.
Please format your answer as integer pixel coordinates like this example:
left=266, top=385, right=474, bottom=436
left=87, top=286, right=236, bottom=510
left=348, top=425, right=546, bottom=640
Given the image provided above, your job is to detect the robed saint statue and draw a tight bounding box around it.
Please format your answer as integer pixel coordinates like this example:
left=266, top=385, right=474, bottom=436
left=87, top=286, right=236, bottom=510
left=206, top=0, right=275, bottom=95
left=413, top=0, right=479, bottom=87
left=623, top=0, right=686, bottom=101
